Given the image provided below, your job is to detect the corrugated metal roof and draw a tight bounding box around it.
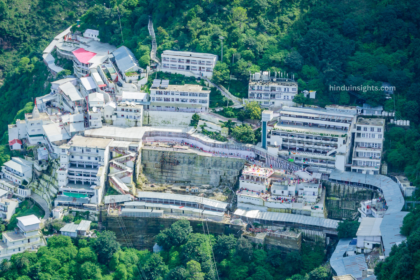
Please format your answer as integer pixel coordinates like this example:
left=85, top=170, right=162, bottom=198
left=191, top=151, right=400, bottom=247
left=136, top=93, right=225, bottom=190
left=330, top=239, right=367, bottom=279
left=233, top=209, right=339, bottom=229
left=104, top=194, right=133, bottom=204
left=136, top=191, right=228, bottom=210
left=356, top=218, right=382, bottom=237
left=112, top=46, right=139, bottom=73
left=329, top=170, right=407, bottom=257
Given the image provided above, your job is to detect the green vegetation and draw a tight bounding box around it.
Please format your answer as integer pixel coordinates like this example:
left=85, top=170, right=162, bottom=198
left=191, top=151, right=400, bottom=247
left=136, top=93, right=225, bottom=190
left=216, top=107, right=242, bottom=119
left=0, top=220, right=329, bottom=280
left=222, top=80, right=248, bottom=99
left=337, top=220, right=360, bottom=239
left=232, top=124, right=256, bottom=144
left=7, top=200, right=44, bottom=230
left=375, top=208, right=420, bottom=280
left=209, top=88, right=233, bottom=108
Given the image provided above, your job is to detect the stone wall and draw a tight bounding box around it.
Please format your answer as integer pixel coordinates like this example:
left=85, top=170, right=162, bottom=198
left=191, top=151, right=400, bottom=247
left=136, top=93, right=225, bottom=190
left=325, top=183, right=378, bottom=220
left=141, top=148, right=245, bottom=187
left=103, top=215, right=244, bottom=250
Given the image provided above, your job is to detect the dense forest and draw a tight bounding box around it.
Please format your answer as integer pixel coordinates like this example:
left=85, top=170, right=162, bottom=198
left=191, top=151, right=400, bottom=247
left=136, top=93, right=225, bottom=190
left=0, top=220, right=330, bottom=280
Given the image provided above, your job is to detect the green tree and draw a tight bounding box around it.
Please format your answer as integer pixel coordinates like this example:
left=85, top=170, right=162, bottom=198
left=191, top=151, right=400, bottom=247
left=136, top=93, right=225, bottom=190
left=92, top=231, right=121, bottom=264
left=308, top=266, right=330, bottom=280
left=190, top=113, right=200, bottom=127
left=236, top=237, right=253, bottom=262
left=186, top=260, right=205, bottom=280
left=143, top=254, right=169, bottom=280
left=338, top=91, right=350, bottom=105
left=76, top=247, right=97, bottom=264
left=156, top=220, right=193, bottom=250
left=337, top=220, right=360, bottom=239
left=165, top=266, right=188, bottom=280
left=212, top=62, right=230, bottom=84
left=293, top=93, right=307, bottom=106
left=80, top=262, right=102, bottom=280
left=231, top=124, right=256, bottom=144
left=63, top=215, right=74, bottom=223
left=285, top=51, right=304, bottom=71
left=244, top=101, right=262, bottom=120
left=114, top=264, right=128, bottom=280
left=214, top=234, right=237, bottom=261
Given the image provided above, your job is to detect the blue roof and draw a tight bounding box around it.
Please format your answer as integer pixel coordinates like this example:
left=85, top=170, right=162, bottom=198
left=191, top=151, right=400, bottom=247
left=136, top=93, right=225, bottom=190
left=329, top=170, right=408, bottom=257
left=112, top=46, right=140, bottom=73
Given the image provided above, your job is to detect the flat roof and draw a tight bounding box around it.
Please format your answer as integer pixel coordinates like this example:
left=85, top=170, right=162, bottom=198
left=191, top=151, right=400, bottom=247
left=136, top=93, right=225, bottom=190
left=162, top=50, right=217, bottom=59
left=59, top=82, right=83, bottom=101
left=43, top=123, right=71, bottom=142
left=281, top=106, right=356, bottom=117
left=166, top=84, right=210, bottom=93
left=17, top=215, right=41, bottom=226
left=356, top=218, right=382, bottom=236
left=122, top=91, right=148, bottom=100
left=80, top=76, right=97, bottom=91
left=234, top=209, right=339, bottom=229
left=104, top=194, right=133, bottom=204
left=69, top=135, right=113, bottom=149
left=356, top=117, right=385, bottom=126
left=136, top=191, right=228, bottom=210
left=4, top=158, right=32, bottom=174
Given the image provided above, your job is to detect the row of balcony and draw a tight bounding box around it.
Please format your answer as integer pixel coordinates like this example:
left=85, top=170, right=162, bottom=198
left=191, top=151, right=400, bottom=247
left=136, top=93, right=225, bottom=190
left=162, top=58, right=212, bottom=65
left=279, top=122, right=348, bottom=131
left=154, top=98, right=207, bottom=104
left=154, top=92, right=208, bottom=98
left=281, top=141, right=337, bottom=149
left=281, top=114, right=352, bottom=124
left=270, top=133, right=339, bottom=142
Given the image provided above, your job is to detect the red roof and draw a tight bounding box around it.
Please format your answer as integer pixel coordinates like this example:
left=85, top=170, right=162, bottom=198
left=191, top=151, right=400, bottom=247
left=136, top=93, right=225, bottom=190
left=9, top=139, right=22, bottom=145
left=72, top=48, right=97, bottom=64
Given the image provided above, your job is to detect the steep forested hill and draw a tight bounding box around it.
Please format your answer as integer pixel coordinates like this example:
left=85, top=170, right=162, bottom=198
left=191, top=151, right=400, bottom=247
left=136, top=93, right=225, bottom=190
left=78, top=0, right=420, bottom=182
left=0, top=0, right=96, bottom=163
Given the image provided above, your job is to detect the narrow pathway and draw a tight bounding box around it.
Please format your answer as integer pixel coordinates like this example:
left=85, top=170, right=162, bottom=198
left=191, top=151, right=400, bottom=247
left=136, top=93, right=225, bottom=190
left=30, top=193, right=50, bottom=219
left=148, top=16, right=160, bottom=65
left=204, top=78, right=241, bottom=106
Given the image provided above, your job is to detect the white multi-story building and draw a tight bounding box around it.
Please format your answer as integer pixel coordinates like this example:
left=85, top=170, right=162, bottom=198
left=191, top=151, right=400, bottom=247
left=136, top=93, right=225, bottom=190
left=0, top=189, right=18, bottom=221
left=248, top=71, right=298, bottom=107
left=358, top=199, right=386, bottom=218
left=161, top=50, right=218, bottom=78
left=56, top=135, right=113, bottom=206
left=265, top=106, right=357, bottom=173
left=356, top=218, right=383, bottom=253
left=2, top=157, right=33, bottom=186
left=236, top=167, right=324, bottom=216
left=0, top=215, right=45, bottom=260
left=150, top=81, right=210, bottom=113
left=83, top=29, right=100, bottom=41
left=121, top=91, right=148, bottom=105
left=351, top=118, right=385, bottom=175
left=112, top=102, right=143, bottom=127
left=395, top=176, right=416, bottom=197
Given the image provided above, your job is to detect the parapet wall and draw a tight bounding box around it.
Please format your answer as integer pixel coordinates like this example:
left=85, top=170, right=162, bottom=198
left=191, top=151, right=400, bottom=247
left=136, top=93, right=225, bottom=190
left=141, top=148, right=245, bottom=187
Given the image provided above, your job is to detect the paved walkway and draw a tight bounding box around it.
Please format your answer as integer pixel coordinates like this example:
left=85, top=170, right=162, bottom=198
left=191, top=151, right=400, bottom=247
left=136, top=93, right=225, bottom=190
left=204, top=78, right=241, bottom=106
left=30, top=193, right=50, bottom=219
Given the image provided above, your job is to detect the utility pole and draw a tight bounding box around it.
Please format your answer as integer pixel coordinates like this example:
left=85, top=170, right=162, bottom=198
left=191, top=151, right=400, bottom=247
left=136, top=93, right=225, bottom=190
left=219, top=36, right=224, bottom=62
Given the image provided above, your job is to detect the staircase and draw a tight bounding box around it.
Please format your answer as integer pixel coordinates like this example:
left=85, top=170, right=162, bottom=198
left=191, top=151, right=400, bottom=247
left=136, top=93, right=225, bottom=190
left=148, top=16, right=160, bottom=65
left=108, top=148, right=138, bottom=195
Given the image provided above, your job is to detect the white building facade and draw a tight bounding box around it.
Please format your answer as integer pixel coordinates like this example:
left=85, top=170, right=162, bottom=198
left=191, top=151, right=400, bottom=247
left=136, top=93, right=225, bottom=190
left=248, top=71, right=298, bottom=107
left=0, top=215, right=45, bottom=260
left=161, top=50, right=217, bottom=78
left=265, top=106, right=357, bottom=173
left=56, top=135, right=113, bottom=206
left=150, top=83, right=210, bottom=113
left=351, top=118, right=385, bottom=175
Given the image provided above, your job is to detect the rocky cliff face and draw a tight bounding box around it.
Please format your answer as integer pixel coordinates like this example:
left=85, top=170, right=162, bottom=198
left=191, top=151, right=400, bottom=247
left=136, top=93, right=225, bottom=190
left=141, top=148, right=245, bottom=187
